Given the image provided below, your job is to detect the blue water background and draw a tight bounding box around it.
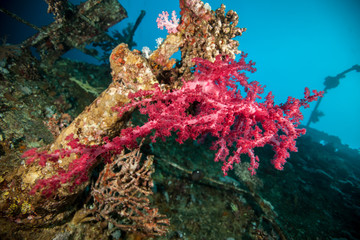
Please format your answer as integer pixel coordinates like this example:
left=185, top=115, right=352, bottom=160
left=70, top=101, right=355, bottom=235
left=1, top=0, right=359, bottom=149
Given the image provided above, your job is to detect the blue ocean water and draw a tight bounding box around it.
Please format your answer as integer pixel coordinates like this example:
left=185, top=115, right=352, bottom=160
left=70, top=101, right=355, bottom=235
left=1, top=0, right=359, bottom=149
left=120, top=0, right=360, bottom=150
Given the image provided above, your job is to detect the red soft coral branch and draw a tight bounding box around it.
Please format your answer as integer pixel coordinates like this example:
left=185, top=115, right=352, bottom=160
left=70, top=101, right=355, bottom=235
left=23, top=54, right=323, bottom=196
left=115, top=54, right=322, bottom=175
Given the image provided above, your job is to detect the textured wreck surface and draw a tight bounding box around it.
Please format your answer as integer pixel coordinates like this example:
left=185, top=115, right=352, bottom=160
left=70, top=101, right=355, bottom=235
left=0, top=0, right=359, bottom=239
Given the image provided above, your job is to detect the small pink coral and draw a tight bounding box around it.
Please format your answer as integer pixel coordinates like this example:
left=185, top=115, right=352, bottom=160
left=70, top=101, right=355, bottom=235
left=156, top=10, right=179, bottom=34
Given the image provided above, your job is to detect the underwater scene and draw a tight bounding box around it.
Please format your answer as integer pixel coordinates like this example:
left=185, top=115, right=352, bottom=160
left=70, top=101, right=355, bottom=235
left=0, top=0, right=359, bottom=239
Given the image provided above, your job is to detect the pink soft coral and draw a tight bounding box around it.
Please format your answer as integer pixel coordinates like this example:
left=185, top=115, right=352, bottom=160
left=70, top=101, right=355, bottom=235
left=23, top=54, right=322, bottom=196
left=156, top=10, right=180, bottom=34
left=115, top=54, right=322, bottom=175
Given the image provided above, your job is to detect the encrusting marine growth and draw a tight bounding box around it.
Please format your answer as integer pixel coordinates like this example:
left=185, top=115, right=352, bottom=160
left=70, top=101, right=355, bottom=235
left=17, top=0, right=323, bottom=235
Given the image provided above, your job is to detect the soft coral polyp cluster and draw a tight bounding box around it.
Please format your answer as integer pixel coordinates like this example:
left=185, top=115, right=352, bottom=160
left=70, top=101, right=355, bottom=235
left=23, top=54, right=322, bottom=196
left=116, top=54, right=322, bottom=175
